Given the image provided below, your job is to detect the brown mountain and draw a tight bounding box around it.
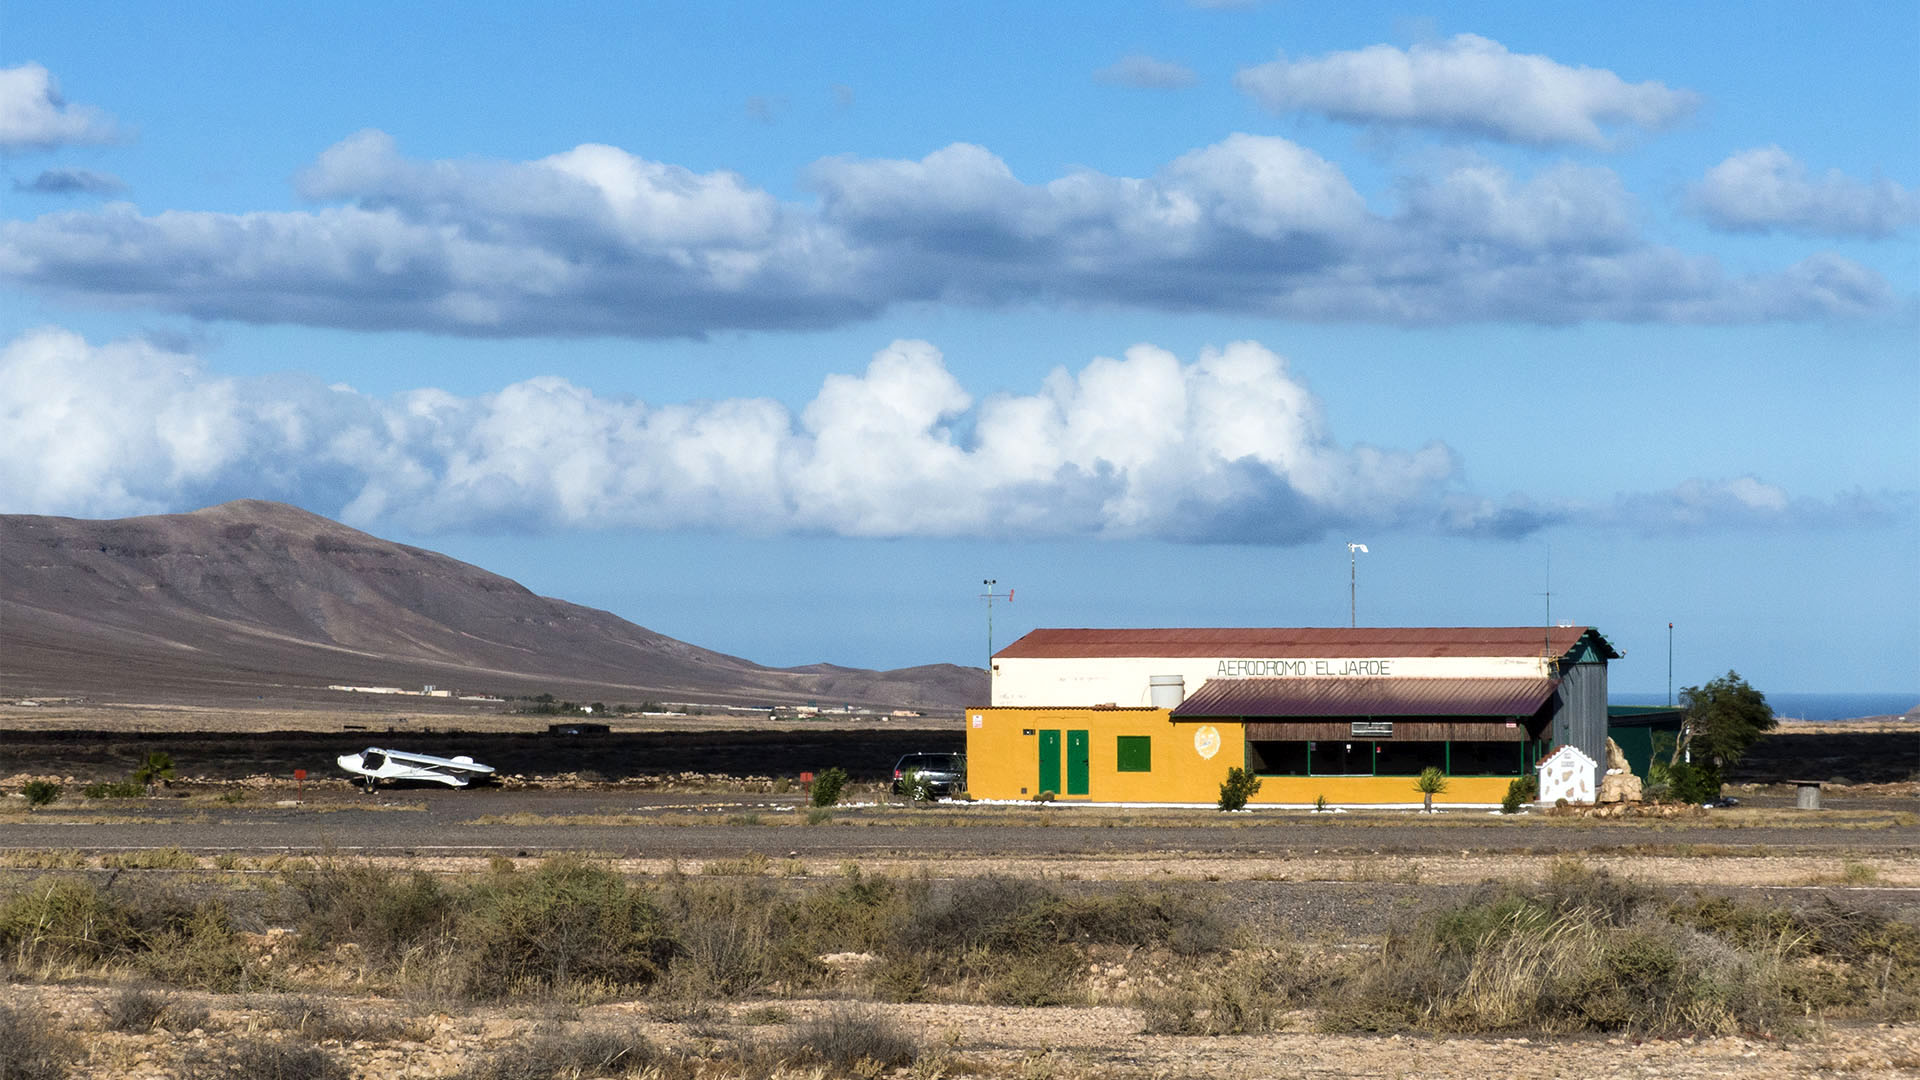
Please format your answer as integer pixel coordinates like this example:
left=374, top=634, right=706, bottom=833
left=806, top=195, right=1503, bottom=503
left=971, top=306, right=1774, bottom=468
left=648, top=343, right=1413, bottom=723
left=0, top=500, right=984, bottom=710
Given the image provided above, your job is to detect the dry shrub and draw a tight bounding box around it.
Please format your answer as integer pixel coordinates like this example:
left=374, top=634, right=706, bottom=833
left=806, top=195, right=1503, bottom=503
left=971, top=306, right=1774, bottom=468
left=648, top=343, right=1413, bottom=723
left=1325, top=870, right=1796, bottom=1037
left=657, top=879, right=780, bottom=998
left=975, top=945, right=1085, bottom=1006
left=263, top=997, right=413, bottom=1043
left=881, top=877, right=1235, bottom=1004
left=135, top=898, right=255, bottom=991
left=1669, top=894, right=1920, bottom=1019
left=453, top=857, right=672, bottom=1001
left=452, top=1025, right=660, bottom=1080
left=100, top=987, right=169, bottom=1032
left=283, top=860, right=455, bottom=963
left=99, top=847, right=197, bottom=871
left=0, top=1001, right=77, bottom=1080
left=179, top=1036, right=349, bottom=1080
left=776, top=1004, right=917, bottom=1073
left=0, top=851, right=88, bottom=870
left=1, top=877, right=131, bottom=967
left=900, top=877, right=1230, bottom=956
left=1137, top=950, right=1318, bottom=1035
left=0, top=875, right=255, bottom=989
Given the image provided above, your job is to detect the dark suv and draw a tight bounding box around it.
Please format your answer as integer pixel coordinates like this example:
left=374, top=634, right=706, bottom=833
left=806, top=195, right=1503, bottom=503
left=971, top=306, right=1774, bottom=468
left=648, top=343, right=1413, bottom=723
left=891, top=752, right=966, bottom=799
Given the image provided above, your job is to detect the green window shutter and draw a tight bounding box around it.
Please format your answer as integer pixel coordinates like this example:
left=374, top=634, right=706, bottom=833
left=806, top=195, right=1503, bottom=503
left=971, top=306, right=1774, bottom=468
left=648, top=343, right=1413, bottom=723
left=1116, top=735, right=1152, bottom=773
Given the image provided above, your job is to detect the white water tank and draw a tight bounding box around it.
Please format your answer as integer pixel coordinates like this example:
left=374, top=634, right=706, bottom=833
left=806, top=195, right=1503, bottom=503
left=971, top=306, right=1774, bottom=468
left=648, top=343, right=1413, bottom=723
left=1148, top=674, right=1185, bottom=709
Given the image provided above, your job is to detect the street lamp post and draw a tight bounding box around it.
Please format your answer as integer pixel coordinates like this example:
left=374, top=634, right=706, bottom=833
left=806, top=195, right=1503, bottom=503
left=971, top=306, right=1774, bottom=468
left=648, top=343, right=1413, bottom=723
left=1346, top=543, right=1368, bottom=627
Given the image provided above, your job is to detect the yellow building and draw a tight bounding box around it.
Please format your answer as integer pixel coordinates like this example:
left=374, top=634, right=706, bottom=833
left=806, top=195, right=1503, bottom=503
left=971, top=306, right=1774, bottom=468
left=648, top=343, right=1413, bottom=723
left=966, top=627, right=1615, bottom=806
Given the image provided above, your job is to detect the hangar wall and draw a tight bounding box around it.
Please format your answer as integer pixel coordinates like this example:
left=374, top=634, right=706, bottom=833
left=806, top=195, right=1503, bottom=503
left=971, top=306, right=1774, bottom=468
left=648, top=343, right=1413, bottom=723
left=972, top=627, right=1621, bottom=806
left=966, top=706, right=1524, bottom=806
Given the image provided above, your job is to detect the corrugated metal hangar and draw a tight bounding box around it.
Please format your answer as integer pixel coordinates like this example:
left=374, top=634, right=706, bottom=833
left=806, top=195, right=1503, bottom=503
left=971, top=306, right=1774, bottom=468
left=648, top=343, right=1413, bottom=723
left=966, top=626, right=1619, bottom=806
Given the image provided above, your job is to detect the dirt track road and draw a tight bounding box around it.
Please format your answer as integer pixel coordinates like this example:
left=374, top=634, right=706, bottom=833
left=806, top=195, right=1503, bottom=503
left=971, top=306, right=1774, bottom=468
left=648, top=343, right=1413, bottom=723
left=3, top=786, right=1914, bottom=863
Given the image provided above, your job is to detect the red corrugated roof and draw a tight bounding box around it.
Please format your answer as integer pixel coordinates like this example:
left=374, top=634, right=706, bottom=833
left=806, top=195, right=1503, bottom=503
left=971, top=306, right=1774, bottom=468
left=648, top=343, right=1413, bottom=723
left=996, top=626, right=1610, bottom=660
left=1171, top=677, right=1560, bottom=718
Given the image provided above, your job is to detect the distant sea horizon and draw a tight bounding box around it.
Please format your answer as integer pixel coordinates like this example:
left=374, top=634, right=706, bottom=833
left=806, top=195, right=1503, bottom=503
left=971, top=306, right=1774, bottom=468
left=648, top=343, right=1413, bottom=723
left=1610, top=691, right=1920, bottom=722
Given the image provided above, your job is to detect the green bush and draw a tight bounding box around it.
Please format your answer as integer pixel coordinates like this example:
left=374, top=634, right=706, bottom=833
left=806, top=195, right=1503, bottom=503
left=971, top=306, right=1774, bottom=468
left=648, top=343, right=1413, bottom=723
left=22, top=781, right=60, bottom=809
left=809, top=767, right=849, bottom=808
left=1218, top=767, right=1261, bottom=811
left=1415, top=766, right=1448, bottom=811
left=1666, top=761, right=1723, bottom=804
left=1500, top=775, right=1538, bottom=814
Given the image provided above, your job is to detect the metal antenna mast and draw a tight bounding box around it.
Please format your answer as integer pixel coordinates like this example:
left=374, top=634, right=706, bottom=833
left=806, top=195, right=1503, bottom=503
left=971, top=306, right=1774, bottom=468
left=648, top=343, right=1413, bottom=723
left=1346, top=543, right=1368, bottom=627
left=979, top=579, right=1011, bottom=668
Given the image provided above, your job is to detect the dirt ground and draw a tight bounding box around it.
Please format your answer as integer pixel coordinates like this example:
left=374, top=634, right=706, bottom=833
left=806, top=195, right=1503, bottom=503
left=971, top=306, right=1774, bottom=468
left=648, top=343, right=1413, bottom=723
left=3, top=710, right=1917, bottom=1078
left=9, top=976, right=1920, bottom=1079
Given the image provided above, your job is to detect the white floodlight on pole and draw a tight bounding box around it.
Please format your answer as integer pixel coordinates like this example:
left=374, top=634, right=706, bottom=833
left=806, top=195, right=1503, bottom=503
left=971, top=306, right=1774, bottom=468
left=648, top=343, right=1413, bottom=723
left=1346, top=543, right=1368, bottom=628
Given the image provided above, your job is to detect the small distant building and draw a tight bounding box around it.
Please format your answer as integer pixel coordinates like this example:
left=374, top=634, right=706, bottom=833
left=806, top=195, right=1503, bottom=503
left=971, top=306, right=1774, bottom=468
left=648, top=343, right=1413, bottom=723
left=967, top=626, right=1619, bottom=806
left=1605, top=705, right=1684, bottom=778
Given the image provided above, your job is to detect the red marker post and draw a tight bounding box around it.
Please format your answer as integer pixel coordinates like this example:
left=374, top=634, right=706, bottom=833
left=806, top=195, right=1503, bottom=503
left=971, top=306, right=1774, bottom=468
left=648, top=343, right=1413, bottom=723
left=294, top=768, right=306, bottom=802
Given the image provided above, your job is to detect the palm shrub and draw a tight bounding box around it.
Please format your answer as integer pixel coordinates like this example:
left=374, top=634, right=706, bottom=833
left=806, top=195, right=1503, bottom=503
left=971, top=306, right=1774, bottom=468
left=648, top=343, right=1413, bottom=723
left=1218, top=767, right=1261, bottom=811
left=1415, top=767, right=1448, bottom=812
left=898, top=768, right=932, bottom=803
left=22, top=780, right=60, bottom=809
left=134, top=752, right=176, bottom=795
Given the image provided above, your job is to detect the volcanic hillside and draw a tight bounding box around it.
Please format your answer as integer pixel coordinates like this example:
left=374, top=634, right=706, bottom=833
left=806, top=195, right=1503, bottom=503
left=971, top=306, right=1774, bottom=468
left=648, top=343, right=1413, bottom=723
left=0, top=501, right=984, bottom=710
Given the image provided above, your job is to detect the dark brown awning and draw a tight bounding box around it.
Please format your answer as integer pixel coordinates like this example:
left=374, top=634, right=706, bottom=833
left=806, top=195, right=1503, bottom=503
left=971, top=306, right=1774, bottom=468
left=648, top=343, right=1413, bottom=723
left=1171, top=677, right=1559, bottom=719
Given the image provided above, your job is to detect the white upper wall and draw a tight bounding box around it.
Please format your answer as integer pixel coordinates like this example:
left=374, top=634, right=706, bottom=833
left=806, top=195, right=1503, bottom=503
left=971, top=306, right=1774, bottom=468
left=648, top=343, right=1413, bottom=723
left=990, top=654, right=1555, bottom=707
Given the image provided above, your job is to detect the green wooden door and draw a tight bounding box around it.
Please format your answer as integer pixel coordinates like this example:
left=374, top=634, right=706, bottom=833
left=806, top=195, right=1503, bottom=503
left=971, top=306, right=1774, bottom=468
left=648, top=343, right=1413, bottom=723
left=1037, top=730, right=1061, bottom=794
left=1066, top=729, right=1090, bottom=795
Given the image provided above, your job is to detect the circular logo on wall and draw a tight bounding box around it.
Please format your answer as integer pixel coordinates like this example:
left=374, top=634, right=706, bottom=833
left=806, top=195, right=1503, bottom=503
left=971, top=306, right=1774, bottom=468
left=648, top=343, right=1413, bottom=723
left=1193, top=725, right=1221, bottom=760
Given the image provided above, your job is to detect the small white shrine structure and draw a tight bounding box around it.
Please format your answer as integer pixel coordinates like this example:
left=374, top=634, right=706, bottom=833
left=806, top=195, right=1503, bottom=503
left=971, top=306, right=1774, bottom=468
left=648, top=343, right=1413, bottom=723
left=1536, top=745, right=1597, bottom=805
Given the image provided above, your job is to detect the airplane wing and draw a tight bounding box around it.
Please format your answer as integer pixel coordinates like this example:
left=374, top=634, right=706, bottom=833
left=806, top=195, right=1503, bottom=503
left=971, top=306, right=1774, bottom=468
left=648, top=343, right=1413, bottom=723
left=377, top=748, right=497, bottom=775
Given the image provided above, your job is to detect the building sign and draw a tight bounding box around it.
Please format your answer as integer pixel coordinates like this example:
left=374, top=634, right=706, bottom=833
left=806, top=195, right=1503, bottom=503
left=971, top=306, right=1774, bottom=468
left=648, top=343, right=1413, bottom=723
left=1193, top=725, right=1221, bottom=760
left=1214, top=658, right=1394, bottom=678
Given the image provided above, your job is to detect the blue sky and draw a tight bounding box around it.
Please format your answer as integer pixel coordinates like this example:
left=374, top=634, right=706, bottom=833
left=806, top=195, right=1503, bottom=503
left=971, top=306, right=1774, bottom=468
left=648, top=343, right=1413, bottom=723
left=2, top=1, right=1915, bottom=694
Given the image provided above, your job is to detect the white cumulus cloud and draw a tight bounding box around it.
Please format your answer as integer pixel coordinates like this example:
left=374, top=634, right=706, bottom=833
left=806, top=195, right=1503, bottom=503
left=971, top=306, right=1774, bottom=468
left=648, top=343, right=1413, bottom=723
left=0, top=63, right=121, bottom=151
left=0, top=327, right=1464, bottom=542
left=1689, top=147, right=1919, bottom=239
left=1235, top=34, right=1698, bottom=147
left=0, top=132, right=1895, bottom=336
left=6, top=327, right=1899, bottom=544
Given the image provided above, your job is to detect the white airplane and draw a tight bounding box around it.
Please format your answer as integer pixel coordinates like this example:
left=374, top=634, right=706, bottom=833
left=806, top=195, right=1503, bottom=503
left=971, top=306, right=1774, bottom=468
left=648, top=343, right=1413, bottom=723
left=336, top=747, right=496, bottom=790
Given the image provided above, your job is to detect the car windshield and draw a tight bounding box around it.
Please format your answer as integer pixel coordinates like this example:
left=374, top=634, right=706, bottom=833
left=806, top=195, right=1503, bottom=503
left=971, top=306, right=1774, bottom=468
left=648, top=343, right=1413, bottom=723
left=903, top=755, right=962, bottom=770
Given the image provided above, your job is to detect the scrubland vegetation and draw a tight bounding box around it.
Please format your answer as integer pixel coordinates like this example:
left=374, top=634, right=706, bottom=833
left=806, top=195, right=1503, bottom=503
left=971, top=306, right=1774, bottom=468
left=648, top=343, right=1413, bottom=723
left=0, top=856, right=1915, bottom=1077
